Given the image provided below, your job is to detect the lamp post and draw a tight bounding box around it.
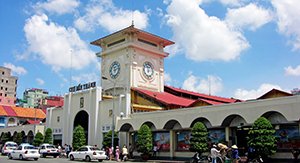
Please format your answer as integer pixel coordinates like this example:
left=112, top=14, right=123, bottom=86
left=102, top=76, right=116, bottom=149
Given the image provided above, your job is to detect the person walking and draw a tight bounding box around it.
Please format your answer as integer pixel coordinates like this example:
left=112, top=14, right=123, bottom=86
left=115, top=146, right=120, bottom=161
left=122, top=145, right=128, bottom=161
left=109, top=146, right=113, bottom=160
left=153, top=144, right=158, bottom=157
left=211, top=144, right=220, bottom=163
left=231, top=145, right=239, bottom=163
left=129, top=143, right=134, bottom=159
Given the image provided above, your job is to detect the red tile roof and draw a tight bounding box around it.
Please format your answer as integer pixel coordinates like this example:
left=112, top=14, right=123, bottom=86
left=0, top=105, right=46, bottom=119
left=0, top=106, right=8, bottom=116
left=2, top=105, right=17, bottom=116
left=25, top=120, right=41, bottom=124
left=132, top=88, right=196, bottom=107
left=197, top=99, right=223, bottom=105
left=164, top=86, right=240, bottom=103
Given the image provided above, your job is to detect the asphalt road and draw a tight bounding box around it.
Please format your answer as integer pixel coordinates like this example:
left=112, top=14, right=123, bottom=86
left=0, top=155, right=161, bottom=163
left=0, top=155, right=115, bottom=163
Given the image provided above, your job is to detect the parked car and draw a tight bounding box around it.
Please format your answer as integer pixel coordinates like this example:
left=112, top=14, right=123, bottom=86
left=1, top=141, right=17, bottom=155
left=7, top=144, right=40, bottom=161
left=68, top=146, right=107, bottom=162
left=39, top=143, right=60, bottom=158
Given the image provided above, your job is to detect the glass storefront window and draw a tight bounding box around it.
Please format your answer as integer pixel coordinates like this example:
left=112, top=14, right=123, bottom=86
left=208, top=129, right=226, bottom=144
left=276, top=125, right=300, bottom=149
left=153, top=132, right=170, bottom=151
left=176, top=131, right=191, bottom=151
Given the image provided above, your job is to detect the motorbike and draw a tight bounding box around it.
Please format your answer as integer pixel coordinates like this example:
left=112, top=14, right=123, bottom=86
left=190, top=152, right=209, bottom=163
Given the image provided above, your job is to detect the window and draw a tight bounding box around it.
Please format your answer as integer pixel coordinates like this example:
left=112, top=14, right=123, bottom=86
left=1, top=72, right=4, bottom=75
left=5, top=87, right=7, bottom=91
left=80, top=97, right=84, bottom=108
left=1, top=79, right=3, bottom=82
left=6, top=80, right=8, bottom=83
left=57, top=116, right=60, bottom=122
left=0, top=93, right=2, bottom=96
left=0, top=87, right=2, bottom=90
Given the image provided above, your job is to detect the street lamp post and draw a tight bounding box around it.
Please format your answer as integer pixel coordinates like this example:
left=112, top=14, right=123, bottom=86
left=102, top=76, right=116, bottom=150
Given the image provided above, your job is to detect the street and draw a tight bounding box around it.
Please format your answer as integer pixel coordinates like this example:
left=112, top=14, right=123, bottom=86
left=0, top=155, right=161, bottom=163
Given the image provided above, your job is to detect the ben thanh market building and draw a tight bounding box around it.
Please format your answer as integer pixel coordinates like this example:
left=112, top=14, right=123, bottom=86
left=46, top=25, right=300, bottom=160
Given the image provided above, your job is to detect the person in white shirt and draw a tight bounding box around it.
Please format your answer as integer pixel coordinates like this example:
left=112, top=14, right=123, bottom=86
left=211, top=144, right=220, bottom=163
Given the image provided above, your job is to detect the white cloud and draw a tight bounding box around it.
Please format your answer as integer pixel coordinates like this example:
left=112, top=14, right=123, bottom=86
left=219, top=0, right=243, bottom=6
left=23, top=14, right=96, bottom=72
left=3, top=63, right=27, bottom=75
left=271, top=0, right=300, bottom=50
left=165, top=0, right=249, bottom=62
left=36, top=78, right=45, bottom=85
left=34, top=0, right=79, bottom=15
left=72, top=73, right=99, bottom=84
left=234, top=83, right=282, bottom=100
left=182, top=73, right=223, bottom=95
left=225, top=3, right=273, bottom=31
left=74, top=0, right=148, bottom=33
left=285, top=65, right=300, bottom=76
left=164, top=72, right=172, bottom=85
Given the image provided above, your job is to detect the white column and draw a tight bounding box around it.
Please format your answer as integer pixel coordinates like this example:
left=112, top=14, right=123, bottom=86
left=170, top=130, right=174, bottom=158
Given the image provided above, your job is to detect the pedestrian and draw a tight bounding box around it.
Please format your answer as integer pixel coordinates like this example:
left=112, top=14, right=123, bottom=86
left=153, top=144, right=158, bottom=157
left=292, top=147, right=300, bottom=162
left=115, top=146, right=120, bottom=161
left=66, top=144, right=72, bottom=158
left=129, top=143, right=134, bottom=159
left=211, top=144, right=220, bottom=163
left=122, top=145, right=128, bottom=161
left=64, top=144, right=69, bottom=158
left=109, top=146, right=113, bottom=160
left=231, top=145, right=239, bottom=163
left=57, top=144, right=62, bottom=152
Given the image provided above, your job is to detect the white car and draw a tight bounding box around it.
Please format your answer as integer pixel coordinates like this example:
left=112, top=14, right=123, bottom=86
left=8, top=144, right=40, bottom=161
left=39, top=143, right=60, bottom=158
left=1, top=141, right=17, bottom=155
left=69, top=146, right=107, bottom=162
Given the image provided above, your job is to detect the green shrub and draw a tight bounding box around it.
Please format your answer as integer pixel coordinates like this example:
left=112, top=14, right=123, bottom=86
left=136, top=124, right=153, bottom=155
left=190, top=122, right=208, bottom=154
left=72, top=125, right=86, bottom=150
left=248, top=117, right=277, bottom=159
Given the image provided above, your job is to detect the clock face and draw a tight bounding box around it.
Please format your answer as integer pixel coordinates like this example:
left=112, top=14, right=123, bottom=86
left=143, top=61, right=154, bottom=79
left=109, top=61, right=120, bottom=79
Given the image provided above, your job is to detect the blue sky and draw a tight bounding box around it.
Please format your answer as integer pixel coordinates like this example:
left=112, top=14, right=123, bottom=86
left=1, top=0, right=300, bottom=100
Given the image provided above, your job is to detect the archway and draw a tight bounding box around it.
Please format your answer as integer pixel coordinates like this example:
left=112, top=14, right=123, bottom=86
left=261, top=111, right=288, bottom=124
left=221, top=114, right=248, bottom=154
left=27, top=131, right=34, bottom=144
left=163, top=119, right=182, bottom=130
left=7, top=118, right=16, bottom=127
left=141, top=121, right=156, bottom=130
left=190, top=117, right=212, bottom=128
left=21, top=131, right=26, bottom=143
left=73, top=110, right=89, bottom=144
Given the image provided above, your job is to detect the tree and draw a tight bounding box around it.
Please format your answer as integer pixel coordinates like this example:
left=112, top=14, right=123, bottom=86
left=190, top=122, right=208, bottom=154
left=44, top=128, right=53, bottom=144
left=13, top=132, right=23, bottom=145
left=72, top=125, right=86, bottom=151
left=248, top=117, right=277, bottom=159
left=33, top=132, right=44, bottom=147
left=0, top=132, right=12, bottom=144
left=136, top=124, right=153, bottom=157
left=102, top=130, right=119, bottom=148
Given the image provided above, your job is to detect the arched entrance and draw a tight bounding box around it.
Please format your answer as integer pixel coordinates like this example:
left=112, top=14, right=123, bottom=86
left=74, top=110, right=89, bottom=144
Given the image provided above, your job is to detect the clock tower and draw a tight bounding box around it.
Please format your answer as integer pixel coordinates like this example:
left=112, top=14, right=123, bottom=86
left=91, top=25, right=174, bottom=95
